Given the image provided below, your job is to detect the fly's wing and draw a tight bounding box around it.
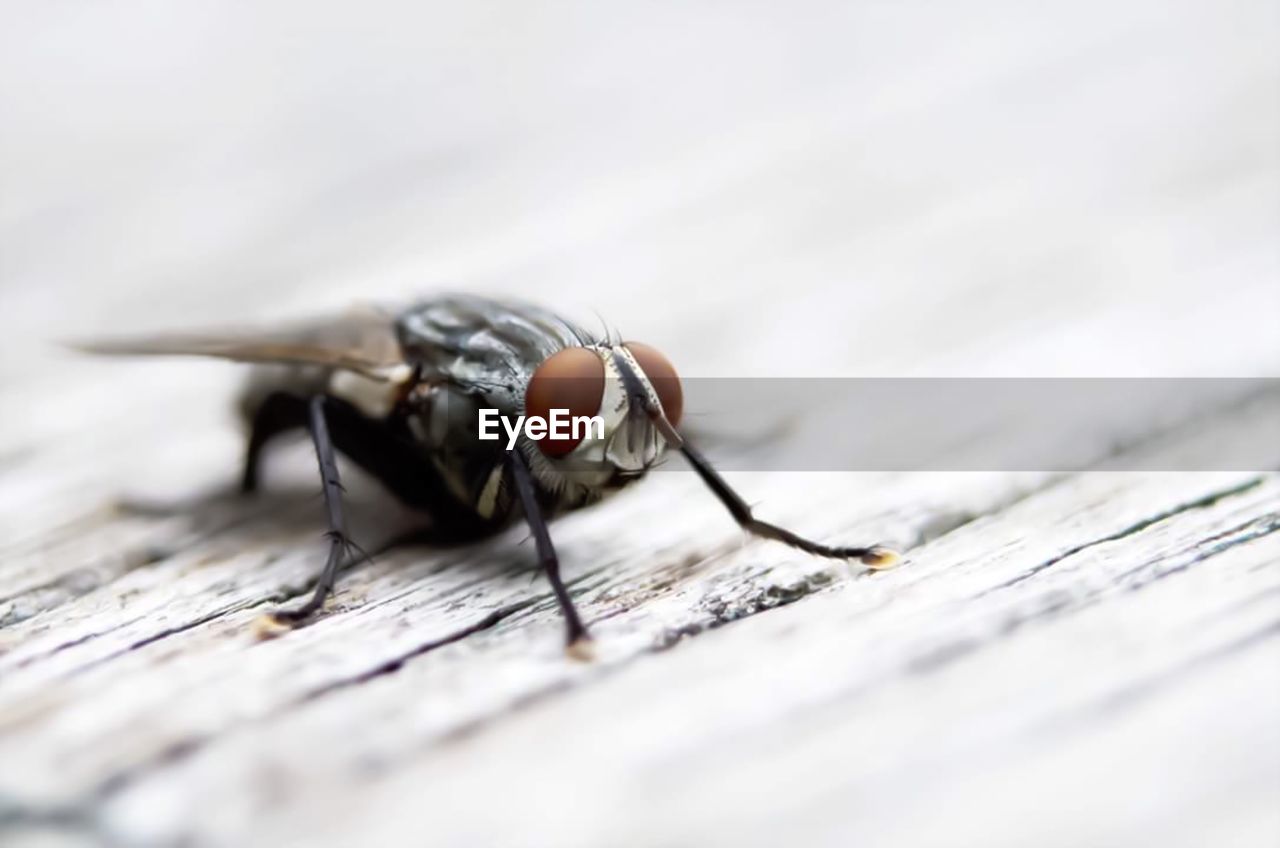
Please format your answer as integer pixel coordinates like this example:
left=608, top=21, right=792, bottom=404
left=71, top=306, right=411, bottom=381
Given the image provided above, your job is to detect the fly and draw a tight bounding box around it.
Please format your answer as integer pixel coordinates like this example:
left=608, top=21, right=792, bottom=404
left=77, top=294, right=897, bottom=657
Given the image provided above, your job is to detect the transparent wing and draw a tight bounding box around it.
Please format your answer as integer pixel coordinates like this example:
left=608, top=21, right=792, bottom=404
left=71, top=306, right=409, bottom=380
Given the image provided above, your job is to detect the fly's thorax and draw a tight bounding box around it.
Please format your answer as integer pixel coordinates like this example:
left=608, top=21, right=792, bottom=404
left=402, top=381, right=512, bottom=454
left=397, top=380, right=518, bottom=523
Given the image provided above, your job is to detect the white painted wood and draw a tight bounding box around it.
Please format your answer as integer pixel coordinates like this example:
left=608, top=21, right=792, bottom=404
left=1, top=2, right=1277, bottom=846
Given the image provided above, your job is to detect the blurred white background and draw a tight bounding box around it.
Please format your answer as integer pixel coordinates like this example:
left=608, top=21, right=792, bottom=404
left=2, top=0, right=1277, bottom=392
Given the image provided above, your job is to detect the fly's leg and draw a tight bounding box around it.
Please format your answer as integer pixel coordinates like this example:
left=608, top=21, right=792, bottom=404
left=241, top=392, right=309, bottom=493
left=268, top=396, right=353, bottom=624
left=679, top=441, right=898, bottom=568
left=507, top=450, right=593, bottom=660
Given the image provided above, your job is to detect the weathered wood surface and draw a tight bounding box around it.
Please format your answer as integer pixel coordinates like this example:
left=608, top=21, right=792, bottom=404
left=1, top=3, right=1278, bottom=847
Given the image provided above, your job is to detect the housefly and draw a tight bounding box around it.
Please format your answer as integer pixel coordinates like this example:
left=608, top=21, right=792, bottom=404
left=79, top=295, right=897, bottom=657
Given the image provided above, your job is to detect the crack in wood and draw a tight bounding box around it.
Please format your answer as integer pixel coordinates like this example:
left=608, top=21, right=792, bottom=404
left=292, top=600, right=537, bottom=703
left=906, top=508, right=1278, bottom=679
left=0, top=504, right=291, bottom=631
left=3, top=521, right=441, bottom=664
left=0, top=793, right=105, bottom=844
left=58, top=600, right=284, bottom=680
left=980, top=477, right=1267, bottom=595
left=1117, top=514, right=1280, bottom=590
left=0, top=602, right=540, bottom=846
left=654, top=568, right=840, bottom=650
left=5, top=575, right=294, bottom=674
left=8, top=617, right=144, bottom=669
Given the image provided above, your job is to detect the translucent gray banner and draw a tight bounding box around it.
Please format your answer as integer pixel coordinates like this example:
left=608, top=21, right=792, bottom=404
left=669, top=378, right=1279, bottom=471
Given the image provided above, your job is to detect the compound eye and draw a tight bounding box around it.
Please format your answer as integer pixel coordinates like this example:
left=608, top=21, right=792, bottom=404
left=525, top=347, right=605, bottom=457
left=624, top=342, right=683, bottom=427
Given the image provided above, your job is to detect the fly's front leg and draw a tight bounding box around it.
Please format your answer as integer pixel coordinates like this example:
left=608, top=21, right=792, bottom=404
left=507, top=450, right=593, bottom=660
left=679, top=441, right=898, bottom=568
left=267, top=395, right=353, bottom=626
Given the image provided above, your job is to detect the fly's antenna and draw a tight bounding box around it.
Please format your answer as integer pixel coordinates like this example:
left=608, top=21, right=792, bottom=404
left=648, top=407, right=684, bottom=449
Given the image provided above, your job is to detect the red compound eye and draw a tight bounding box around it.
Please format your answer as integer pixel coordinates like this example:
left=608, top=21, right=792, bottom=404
left=525, top=347, right=605, bottom=457
left=624, top=342, right=683, bottom=427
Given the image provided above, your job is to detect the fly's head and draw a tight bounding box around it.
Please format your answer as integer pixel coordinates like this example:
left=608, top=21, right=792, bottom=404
left=522, top=342, right=683, bottom=497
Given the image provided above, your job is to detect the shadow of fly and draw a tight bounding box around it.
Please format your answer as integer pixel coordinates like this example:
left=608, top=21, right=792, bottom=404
left=77, top=294, right=896, bottom=658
